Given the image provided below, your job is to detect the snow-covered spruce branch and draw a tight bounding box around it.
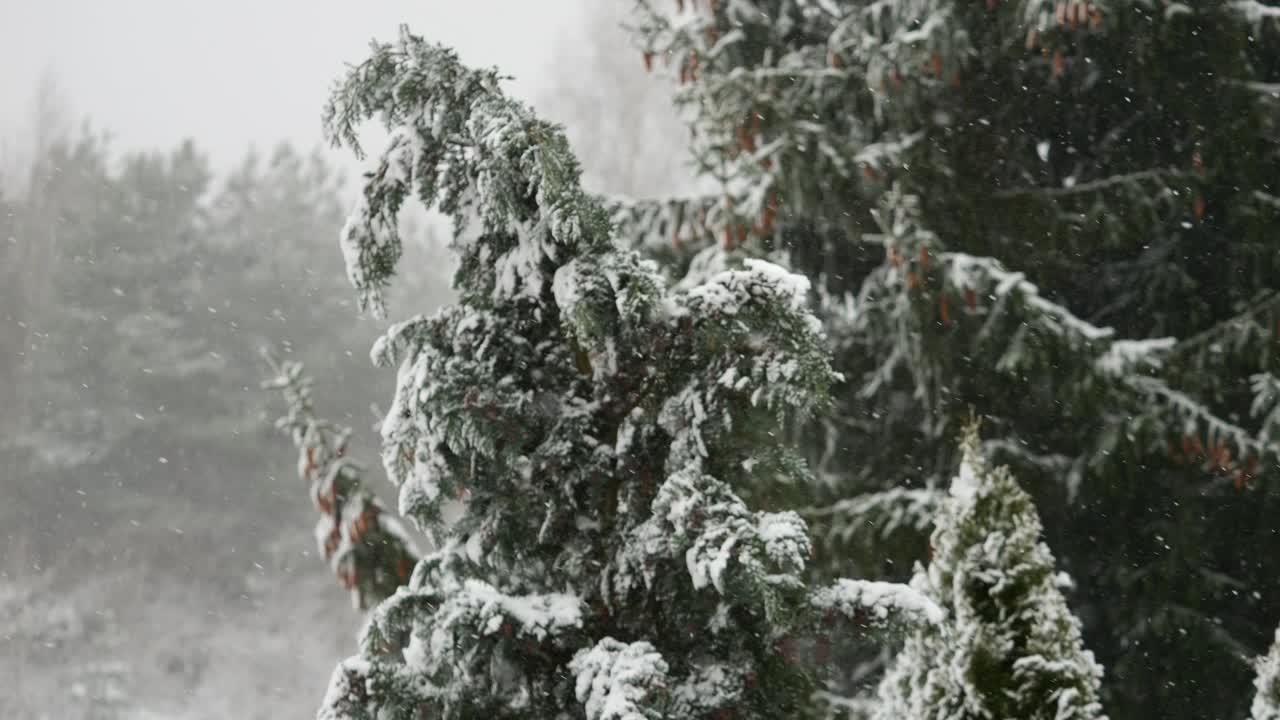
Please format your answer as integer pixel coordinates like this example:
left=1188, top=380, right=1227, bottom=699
left=262, top=355, right=418, bottom=610
left=941, top=252, right=1124, bottom=346
left=629, top=0, right=1123, bottom=218
left=630, top=0, right=877, bottom=222
left=810, top=579, right=943, bottom=633
left=852, top=206, right=1177, bottom=387
left=982, top=437, right=1076, bottom=473
left=801, top=487, right=943, bottom=544
left=847, top=191, right=1280, bottom=490
left=1227, top=80, right=1280, bottom=98
left=1166, top=290, right=1280, bottom=367
left=602, top=192, right=724, bottom=253
left=315, top=26, right=930, bottom=718
left=569, top=638, right=669, bottom=720
left=1233, top=0, right=1280, bottom=25
left=992, top=167, right=1197, bottom=199
left=1128, top=375, right=1280, bottom=466
left=605, top=180, right=851, bottom=263
left=1252, top=373, right=1280, bottom=446
left=915, top=248, right=1278, bottom=476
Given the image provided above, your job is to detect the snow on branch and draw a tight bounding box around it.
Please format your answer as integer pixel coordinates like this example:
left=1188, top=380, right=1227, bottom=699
left=935, top=250, right=1179, bottom=377
left=680, top=258, right=815, bottom=321
left=1096, top=338, right=1177, bottom=377
left=569, top=638, right=669, bottom=720
left=1128, top=375, right=1278, bottom=475
left=943, top=252, right=1114, bottom=343
left=811, top=579, right=944, bottom=631
left=431, top=579, right=583, bottom=644
left=630, top=0, right=867, bottom=240
left=1233, top=0, right=1280, bottom=25
left=604, top=182, right=787, bottom=259
left=667, top=664, right=749, bottom=717
left=992, top=167, right=1195, bottom=199
left=981, top=438, right=1074, bottom=472
left=854, top=132, right=925, bottom=171
left=1253, top=627, right=1280, bottom=720
left=655, top=258, right=839, bottom=470
left=1252, top=373, right=1280, bottom=446
left=801, top=487, right=943, bottom=543
left=1167, top=290, right=1280, bottom=368
left=616, top=468, right=810, bottom=603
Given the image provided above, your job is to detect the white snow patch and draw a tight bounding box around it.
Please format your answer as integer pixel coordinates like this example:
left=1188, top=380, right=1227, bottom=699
left=812, top=578, right=944, bottom=627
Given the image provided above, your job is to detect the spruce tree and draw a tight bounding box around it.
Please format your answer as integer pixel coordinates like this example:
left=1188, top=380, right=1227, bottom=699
left=625, top=2, right=1280, bottom=715
left=875, top=427, right=1105, bottom=720
left=310, top=27, right=938, bottom=718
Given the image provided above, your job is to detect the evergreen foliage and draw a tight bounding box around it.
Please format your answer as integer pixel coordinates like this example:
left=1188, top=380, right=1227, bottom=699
left=313, top=27, right=937, bottom=718
left=624, top=2, right=1280, bottom=715
left=874, top=427, right=1105, bottom=720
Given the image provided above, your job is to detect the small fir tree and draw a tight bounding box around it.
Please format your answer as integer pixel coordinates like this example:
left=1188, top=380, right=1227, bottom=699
left=875, top=426, right=1105, bottom=720
left=311, top=27, right=938, bottom=719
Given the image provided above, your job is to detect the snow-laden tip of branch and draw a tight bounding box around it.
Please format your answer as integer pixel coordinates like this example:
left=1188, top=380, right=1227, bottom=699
left=431, top=579, right=583, bottom=648
left=944, top=252, right=1115, bottom=343
left=324, top=25, right=611, bottom=314
left=570, top=638, right=669, bottom=720
left=949, top=447, right=983, bottom=506
left=616, top=468, right=811, bottom=602
left=667, top=664, right=749, bottom=717
left=855, top=132, right=925, bottom=169
left=1129, top=375, right=1279, bottom=463
left=1252, top=626, right=1280, bottom=720
left=1096, top=337, right=1176, bottom=377
left=1233, top=0, right=1280, bottom=25
left=370, top=313, right=431, bottom=369
left=1252, top=373, right=1280, bottom=446
left=675, top=258, right=814, bottom=321
left=744, top=258, right=813, bottom=310
left=317, top=657, right=375, bottom=720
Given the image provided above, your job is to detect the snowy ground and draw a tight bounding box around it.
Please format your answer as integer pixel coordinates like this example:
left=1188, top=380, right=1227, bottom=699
left=1, top=496, right=355, bottom=719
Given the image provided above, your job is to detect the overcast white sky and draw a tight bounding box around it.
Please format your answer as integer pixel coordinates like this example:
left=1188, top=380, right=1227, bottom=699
left=0, top=1, right=626, bottom=175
